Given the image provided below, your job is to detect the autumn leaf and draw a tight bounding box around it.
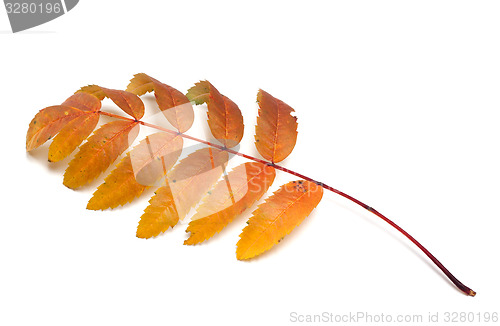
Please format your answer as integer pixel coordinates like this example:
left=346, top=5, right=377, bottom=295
left=101, top=88, right=145, bottom=120
left=136, top=184, right=179, bottom=239
left=126, top=73, right=194, bottom=133
left=77, top=85, right=105, bottom=100
left=26, top=76, right=478, bottom=297
left=137, top=147, right=228, bottom=238
left=63, top=120, right=140, bottom=189
left=126, top=73, right=154, bottom=96
left=254, top=89, right=298, bottom=163
left=62, top=92, right=102, bottom=111
left=87, top=132, right=183, bottom=210
left=27, top=106, right=80, bottom=151
left=236, top=180, right=323, bottom=260
left=48, top=113, right=99, bottom=162
left=78, top=85, right=145, bottom=120
left=184, top=162, right=276, bottom=245
left=187, top=81, right=244, bottom=148
left=152, top=80, right=194, bottom=133
left=185, top=81, right=210, bottom=105
left=26, top=92, right=101, bottom=152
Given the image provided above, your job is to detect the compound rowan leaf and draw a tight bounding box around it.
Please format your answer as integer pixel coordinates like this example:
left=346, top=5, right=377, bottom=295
left=87, top=132, right=183, bottom=210
left=254, top=89, right=298, bottom=163
left=136, top=147, right=228, bottom=238
left=236, top=180, right=323, bottom=260
left=184, top=162, right=276, bottom=245
left=26, top=93, right=101, bottom=151
left=63, top=120, right=140, bottom=189
left=187, top=81, right=244, bottom=148
left=126, top=73, right=194, bottom=132
left=26, top=76, right=481, bottom=297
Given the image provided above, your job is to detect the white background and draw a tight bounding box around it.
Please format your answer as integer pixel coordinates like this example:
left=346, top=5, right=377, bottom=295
left=1, top=1, right=499, bottom=325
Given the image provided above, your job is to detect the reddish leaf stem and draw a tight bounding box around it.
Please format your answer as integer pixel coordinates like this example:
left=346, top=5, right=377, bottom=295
left=98, top=110, right=476, bottom=296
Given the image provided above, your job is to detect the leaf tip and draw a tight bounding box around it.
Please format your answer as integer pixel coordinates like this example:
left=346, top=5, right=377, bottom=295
left=256, top=89, right=266, bottom=103
left=86, top=199, right=101, bottom=211
left=135, top=230, right=151, bottom=239
left=235, top=246, right=254, bottom=261
left=183, top=227, right=205, bottom=246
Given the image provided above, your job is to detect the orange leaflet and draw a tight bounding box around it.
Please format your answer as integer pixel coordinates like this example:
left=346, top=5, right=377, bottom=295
left=62, top=92, right=102, bottom=111
left=63, top=120, right=140, bottom=189
left=101, top=88, right=145, bottom=120
left=184, top=162, right=276, bottom=245
left=152, top=80, right=194, bottom=133
left=87, top=132, right=183, bottom=210
left=26, top=93, right=101, bottom=153
left=77, top=85, right=105, bottom=100
left=27, top=106, right=83, bottom=151
left=48, top=113, right=99, bottom=162
left=236, top=180, right=323, bottom=260
left=187, top=81, right=244, bottom=148
left=136, top=147, right=228, bottom=238
left=79, top=85, right=145, bottom=120
left=254, top=89, right=298, bottom=163
left=125, top=73, right=154, bottom=96
left=126, top=73, right=194, bottom=133
left=136, top=184, right=179, bottom=239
